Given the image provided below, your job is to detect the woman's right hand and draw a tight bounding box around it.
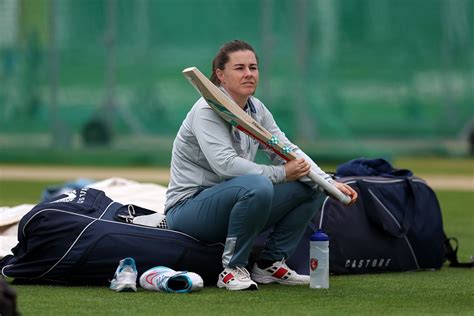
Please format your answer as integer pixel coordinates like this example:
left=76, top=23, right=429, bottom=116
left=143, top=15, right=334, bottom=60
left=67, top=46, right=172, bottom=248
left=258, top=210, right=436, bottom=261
left=284, top=158, right=311, bottom=181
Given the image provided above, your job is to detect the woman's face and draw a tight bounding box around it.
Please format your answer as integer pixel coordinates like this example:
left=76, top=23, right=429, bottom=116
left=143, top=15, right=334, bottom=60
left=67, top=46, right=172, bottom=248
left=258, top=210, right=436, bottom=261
left=216, top=50, right=259, bottom=107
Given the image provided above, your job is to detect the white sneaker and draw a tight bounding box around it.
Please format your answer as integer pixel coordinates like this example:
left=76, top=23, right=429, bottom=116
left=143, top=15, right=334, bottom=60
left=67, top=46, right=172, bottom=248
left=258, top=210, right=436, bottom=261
left=217, top=266, right=258, bottom=291
left=110, top=257, right=138, bottom=292
left=251, top=259, right=310, bottom=285
left=139, top=266, right=204, bottom=293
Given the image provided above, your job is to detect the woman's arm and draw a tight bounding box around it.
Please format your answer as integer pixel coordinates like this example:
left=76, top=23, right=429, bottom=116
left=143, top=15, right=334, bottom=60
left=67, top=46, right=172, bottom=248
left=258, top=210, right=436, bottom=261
left=258, top=101, right=333, bottom=188
left=191, top=102, right=286, bottom=184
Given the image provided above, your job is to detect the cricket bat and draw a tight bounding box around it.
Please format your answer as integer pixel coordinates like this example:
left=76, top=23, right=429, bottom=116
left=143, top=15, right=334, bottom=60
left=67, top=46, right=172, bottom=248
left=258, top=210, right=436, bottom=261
left=182, top=66, right=351, bottom=205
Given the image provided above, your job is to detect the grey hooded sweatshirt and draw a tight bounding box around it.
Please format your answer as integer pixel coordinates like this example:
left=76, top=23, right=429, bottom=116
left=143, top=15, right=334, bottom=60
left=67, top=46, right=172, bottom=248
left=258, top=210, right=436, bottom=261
left=165, top=92, right=332, bottom=212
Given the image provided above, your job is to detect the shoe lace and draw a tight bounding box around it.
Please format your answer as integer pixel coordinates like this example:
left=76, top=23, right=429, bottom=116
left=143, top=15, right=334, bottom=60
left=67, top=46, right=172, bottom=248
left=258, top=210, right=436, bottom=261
left=273, top=258, right=295, bottom=273
left=277, top=258, right=288, bottom=268
left=231, top=266, right=252, bottom=281
left=154, top=274, right=171, bottom=290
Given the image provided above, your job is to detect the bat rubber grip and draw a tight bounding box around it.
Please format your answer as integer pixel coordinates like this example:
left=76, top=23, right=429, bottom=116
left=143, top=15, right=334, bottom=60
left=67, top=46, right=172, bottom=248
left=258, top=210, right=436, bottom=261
left=308, top=171, right=351, bottom=205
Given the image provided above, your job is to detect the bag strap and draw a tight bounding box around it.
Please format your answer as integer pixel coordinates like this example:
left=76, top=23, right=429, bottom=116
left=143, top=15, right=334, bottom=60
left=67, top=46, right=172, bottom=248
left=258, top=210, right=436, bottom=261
left=444, top=233, right=474, bottom=268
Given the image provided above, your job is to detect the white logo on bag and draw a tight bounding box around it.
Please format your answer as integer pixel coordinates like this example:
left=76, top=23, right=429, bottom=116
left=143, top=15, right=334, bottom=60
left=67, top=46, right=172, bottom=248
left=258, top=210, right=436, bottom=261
left=345, top=258, right=392, bottom=269
left=49, top=187, right=89, bottom=204
left=50, top=190, right=77, bottom=203
left=77, top=187, right=89, bottom=204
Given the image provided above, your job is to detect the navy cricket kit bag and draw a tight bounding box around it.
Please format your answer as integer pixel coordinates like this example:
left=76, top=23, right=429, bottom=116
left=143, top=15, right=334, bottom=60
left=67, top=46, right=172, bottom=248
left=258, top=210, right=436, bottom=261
left=283, top=158, right=473, bottom=274
left=284, top=175, right=448, bottom=275
left=0, top=188, right=224, bottom=285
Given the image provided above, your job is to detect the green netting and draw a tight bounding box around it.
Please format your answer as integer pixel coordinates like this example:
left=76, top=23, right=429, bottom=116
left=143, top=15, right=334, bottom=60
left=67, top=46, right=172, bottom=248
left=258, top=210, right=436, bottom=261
left=0, top=0, right=473, bottom=161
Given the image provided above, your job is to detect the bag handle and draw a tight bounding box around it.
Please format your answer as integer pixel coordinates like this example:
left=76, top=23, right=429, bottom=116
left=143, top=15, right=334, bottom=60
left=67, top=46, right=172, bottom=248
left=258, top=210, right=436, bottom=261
left=444, top=235, right=474, bottom=268
left=357, top=178, right=416, bottom=238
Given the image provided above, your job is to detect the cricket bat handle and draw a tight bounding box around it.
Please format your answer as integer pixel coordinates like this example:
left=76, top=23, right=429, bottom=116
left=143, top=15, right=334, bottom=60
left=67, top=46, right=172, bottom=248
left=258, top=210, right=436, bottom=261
left=181, top=66, right=351, bottom=205
left=308, top=170, right=351, bottom=205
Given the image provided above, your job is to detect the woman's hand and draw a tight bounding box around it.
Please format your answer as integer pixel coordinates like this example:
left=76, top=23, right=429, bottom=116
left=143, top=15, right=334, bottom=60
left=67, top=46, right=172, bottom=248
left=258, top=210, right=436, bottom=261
left=284, top=160, right=358, bottom=206
left=284, top=158, right=311, bottom=181
left=333, top=181, right=358, bottom=205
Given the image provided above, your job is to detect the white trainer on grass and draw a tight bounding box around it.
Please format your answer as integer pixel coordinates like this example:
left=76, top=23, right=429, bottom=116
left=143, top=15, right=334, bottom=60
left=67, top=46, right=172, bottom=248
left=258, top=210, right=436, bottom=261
left=139, top=266, right=204, bottom=293
left=251, top=259, right=310, bottom=285
left=110, top=257, right=138, bottom=292
left=217, top=266, right=258, bottom=291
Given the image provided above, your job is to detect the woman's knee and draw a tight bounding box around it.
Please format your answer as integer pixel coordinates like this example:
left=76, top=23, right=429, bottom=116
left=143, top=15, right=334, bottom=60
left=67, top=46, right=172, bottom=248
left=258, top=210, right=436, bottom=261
left=240, top=174, right=274, bottom=200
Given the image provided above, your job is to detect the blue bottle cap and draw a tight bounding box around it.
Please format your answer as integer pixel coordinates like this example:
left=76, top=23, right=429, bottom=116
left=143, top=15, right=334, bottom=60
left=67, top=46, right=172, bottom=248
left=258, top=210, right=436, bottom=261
left=310, top=229, right=329, bottom=241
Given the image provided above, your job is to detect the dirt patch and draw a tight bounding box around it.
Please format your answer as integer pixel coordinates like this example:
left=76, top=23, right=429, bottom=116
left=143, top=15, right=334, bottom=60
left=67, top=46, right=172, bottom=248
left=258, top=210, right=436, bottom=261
left=418, top=175, right=473, bottom=192
left=0, top=165, right=472, bottom=191
left=0, top=165, right=170, bottom=183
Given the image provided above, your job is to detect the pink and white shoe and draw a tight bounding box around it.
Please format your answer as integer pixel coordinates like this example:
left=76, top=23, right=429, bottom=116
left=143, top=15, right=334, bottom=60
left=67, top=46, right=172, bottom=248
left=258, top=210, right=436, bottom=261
left=139, top=266, right=203, bottom=293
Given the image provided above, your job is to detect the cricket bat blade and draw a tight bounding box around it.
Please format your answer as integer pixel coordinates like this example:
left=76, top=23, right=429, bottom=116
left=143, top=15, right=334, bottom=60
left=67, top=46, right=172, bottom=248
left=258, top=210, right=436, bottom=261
left=182, top=66, right=351, bottom=205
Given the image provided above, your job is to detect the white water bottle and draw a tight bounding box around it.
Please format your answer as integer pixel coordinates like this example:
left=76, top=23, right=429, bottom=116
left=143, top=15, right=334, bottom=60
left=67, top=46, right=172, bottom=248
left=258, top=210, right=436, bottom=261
left=310, top=229, right=329, bottom=289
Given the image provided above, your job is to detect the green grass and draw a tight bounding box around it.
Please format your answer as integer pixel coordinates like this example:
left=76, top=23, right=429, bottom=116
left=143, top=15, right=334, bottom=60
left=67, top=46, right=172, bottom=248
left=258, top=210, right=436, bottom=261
left=12, top=270, right=474, bottom=316
left=0, top=161, right=472, bottom=315
left=0, top=180, right=57, bottom=206
left=436, top=191, right=474, bottom=261
left=393, top=157, right=474, bottom=176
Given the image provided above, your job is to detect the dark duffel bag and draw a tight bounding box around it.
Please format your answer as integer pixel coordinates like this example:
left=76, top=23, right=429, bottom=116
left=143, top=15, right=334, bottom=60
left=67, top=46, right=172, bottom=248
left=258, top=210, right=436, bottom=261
left=0, top=188, right=224, bottom=285
left=285, top=176, right=446, bottom=274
